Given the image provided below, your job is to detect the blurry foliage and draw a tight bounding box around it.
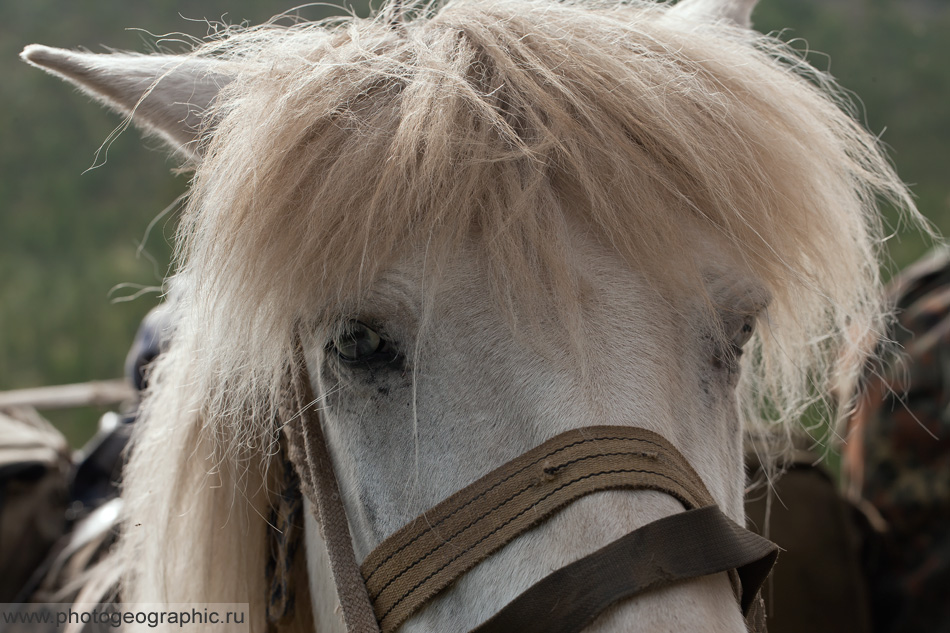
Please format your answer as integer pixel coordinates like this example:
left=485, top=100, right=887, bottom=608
left=1, top=0, right=947, bottom=447
left=1, top=0, right=375, bottom=445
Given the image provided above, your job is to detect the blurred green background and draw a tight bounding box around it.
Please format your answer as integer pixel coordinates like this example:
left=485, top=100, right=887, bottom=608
left=1, top=0, right=948, bottom=447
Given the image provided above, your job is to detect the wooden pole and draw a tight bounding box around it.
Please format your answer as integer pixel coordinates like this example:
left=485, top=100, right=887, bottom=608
left=0, top=380, right=135, bottom=410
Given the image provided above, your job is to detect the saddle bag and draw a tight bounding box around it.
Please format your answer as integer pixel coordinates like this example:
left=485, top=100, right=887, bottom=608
left=0, top=406, right=72, bottom=602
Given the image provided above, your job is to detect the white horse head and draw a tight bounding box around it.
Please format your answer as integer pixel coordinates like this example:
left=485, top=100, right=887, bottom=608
left=24, top=0, right=919, bottom=631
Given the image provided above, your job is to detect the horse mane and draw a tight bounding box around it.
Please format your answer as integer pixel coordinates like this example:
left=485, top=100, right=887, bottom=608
left=117, top=0, right=919, bottom=624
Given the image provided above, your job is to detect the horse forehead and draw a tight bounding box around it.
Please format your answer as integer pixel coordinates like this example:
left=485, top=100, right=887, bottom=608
left=368, top=233, right=681, bottom=310
left=363, top=234, right=756, bottom=339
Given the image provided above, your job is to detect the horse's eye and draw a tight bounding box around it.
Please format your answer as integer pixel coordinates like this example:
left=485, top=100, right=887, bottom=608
left=332, top=322, right=384, bottom=361
left=732, top=316, right=756, bottom=351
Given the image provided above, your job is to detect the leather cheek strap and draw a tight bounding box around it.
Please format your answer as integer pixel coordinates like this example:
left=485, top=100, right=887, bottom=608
left=471, top=504, right=778, bottom=633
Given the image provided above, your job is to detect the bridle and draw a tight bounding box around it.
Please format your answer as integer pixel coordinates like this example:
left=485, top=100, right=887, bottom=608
left=274, top=337, right=778, bottom=633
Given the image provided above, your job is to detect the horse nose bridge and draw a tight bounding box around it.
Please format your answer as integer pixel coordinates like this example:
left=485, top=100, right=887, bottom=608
left=544, top=367, right=687, bottom=439
left=540, top=488, right=688, bottom=555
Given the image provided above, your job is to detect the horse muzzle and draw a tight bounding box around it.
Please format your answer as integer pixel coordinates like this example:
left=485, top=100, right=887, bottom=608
left=277, top=337, right=778, bottom=633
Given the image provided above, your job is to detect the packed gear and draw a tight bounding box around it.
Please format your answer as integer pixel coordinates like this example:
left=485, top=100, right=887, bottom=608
left=843, top=249, right=950, bottom=633
left=745, top=442, right=874, bottom=633
left=0, top=407, right=71, bottom=602
left=0, top=304, right=170, bottom=606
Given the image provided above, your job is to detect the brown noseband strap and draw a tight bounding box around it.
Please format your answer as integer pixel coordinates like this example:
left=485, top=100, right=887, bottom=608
left=361, top=426, right=718, bottom=633
left=471, top=505, right=778, bottom=633
left=359, top=426, right=778, bottom=633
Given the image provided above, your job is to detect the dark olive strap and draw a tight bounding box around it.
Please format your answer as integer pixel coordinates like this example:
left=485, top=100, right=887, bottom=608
left=282, top=336, right=382, bottom=633
left=361, top=426, right=719, bottom=633
left=472, top=505, right=778, bottom=633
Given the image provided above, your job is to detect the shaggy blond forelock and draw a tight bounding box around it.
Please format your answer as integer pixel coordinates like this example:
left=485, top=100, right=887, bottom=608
left=175, top=0, right=912, bottom=433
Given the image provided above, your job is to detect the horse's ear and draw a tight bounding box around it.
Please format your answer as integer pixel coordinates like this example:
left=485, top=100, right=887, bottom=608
left=21, top=45, right=233, bottom=161
left=666, top=0, right=759, bottom=28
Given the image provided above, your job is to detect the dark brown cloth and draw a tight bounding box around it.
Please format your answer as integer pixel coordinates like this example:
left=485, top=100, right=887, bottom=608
left=745, top=455, right=872, bottom=633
